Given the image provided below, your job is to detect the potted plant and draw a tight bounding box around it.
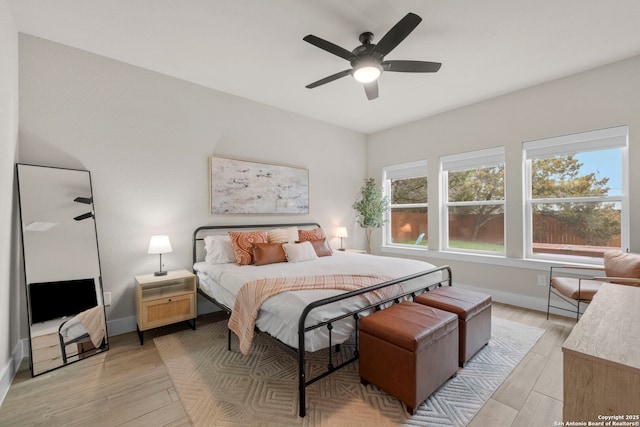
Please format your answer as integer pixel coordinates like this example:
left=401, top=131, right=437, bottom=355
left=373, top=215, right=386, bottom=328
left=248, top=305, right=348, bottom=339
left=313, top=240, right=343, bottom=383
left=352, top=178, right=389, bottom=253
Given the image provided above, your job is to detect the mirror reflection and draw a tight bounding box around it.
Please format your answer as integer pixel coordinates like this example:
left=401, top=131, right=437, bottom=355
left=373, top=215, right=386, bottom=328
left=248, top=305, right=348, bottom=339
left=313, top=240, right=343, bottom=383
left=17, top=164, right=108, bottom=376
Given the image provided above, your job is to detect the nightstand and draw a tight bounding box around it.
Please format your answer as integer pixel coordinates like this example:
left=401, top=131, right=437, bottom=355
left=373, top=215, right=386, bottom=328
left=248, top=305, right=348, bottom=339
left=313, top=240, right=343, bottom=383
left=135, top=269, right=197, bottom=345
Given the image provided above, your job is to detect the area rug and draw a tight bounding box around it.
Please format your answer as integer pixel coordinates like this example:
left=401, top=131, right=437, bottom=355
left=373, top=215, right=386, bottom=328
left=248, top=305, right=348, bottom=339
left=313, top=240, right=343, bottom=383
left=155, top=317, right=543, bottom=427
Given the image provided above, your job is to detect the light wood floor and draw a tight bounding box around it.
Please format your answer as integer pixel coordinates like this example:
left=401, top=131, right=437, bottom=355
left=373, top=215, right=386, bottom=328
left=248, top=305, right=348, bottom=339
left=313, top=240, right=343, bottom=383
left=469, top=303, right=575, bottom=427
left=0, top=304, right=575, bottom=426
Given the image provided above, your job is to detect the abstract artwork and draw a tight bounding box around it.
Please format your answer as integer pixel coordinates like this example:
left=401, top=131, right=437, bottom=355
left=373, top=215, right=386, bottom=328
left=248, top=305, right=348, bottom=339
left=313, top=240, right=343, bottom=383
left=210, top=157, right=309, bottom=214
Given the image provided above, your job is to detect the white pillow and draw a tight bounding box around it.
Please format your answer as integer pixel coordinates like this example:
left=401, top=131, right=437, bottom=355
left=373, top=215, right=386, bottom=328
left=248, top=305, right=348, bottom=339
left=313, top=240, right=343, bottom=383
left=267, top=227, right=299, bottom=244
left=204, top=235, right=236, bottom=264
left=282, top=241, right=318, bottom=263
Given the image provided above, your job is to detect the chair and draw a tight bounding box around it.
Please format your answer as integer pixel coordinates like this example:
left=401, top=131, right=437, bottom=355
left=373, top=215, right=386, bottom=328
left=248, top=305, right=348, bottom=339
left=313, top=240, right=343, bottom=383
left=547, top=250, right=640, bottom=321
left=58, top=320, right=92, bottom=364
left=59, top=305, right=107, bottom=363
left=414, top=233, right=425, bottom=245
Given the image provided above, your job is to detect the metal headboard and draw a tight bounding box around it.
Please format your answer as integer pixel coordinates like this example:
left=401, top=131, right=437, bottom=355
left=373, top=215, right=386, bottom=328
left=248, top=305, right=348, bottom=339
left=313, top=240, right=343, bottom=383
left=192, top=222, right=322, bottom=266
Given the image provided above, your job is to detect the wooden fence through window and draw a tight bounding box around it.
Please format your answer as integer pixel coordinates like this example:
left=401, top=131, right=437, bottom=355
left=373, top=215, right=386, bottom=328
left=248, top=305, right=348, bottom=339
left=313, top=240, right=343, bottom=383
left=391, top=212, right=620, bottom=256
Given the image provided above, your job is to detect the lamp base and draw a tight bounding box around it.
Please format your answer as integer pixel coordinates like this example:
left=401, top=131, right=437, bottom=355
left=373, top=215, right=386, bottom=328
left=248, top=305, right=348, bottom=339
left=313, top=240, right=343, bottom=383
left=154, top=270, right=168, bottom=276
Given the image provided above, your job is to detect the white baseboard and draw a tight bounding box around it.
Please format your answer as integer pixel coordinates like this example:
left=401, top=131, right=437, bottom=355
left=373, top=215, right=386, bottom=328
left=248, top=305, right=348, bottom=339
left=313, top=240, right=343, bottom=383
left=106, top=303, right=221, bottom=337
left=0, top=338, right=28, bottom=407
left=454, top=282, right=546, bottom=310
left=106, top=315, right=137, bottom=336
left=454, top=281, right=572, bottom=318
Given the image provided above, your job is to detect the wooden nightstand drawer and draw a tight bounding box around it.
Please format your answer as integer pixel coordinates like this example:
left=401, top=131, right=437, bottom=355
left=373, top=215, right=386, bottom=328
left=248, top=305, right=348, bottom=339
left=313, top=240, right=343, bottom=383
left=142, top=293, right=195, bottom=329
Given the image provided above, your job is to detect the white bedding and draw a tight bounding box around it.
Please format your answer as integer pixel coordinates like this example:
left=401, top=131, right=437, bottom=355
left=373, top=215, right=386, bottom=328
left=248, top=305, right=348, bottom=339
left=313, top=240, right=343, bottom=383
left=194, top=251, right=442, bottom=352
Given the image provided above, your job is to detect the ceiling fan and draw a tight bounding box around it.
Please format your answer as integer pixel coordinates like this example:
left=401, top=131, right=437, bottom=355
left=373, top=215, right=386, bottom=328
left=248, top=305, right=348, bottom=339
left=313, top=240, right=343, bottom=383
left=303, top=12, right=441, bottom=100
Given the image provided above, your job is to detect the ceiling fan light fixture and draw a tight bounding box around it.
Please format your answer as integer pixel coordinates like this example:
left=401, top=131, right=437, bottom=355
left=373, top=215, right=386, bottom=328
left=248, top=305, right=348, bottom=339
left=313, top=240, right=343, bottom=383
left=353, top=63, right=381, bottom=83
left=303, top=13, right=439, bottom=99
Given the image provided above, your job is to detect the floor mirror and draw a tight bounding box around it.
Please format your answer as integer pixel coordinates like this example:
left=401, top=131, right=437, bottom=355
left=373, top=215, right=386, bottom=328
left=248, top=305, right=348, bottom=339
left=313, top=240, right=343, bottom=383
left=16, top=164, right=108, bottom=376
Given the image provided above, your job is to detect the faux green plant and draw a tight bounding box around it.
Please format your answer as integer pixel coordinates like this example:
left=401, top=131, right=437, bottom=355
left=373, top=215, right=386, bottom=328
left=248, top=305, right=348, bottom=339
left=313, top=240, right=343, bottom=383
left=352, top=178, right=390, bottom=253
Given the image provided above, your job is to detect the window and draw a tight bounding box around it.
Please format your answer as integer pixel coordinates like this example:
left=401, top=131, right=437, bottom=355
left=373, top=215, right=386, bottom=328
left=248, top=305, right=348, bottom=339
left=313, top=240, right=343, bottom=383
left=524, top=126, right=628, bottom=262
left=382, top=160, right=428, bottom=247
left=441, top=147, right=505, bottom=254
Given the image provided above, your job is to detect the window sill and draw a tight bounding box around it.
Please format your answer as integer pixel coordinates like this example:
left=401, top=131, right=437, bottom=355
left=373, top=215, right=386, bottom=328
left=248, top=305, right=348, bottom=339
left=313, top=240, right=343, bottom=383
left=380, top=245, right=603, bottom=271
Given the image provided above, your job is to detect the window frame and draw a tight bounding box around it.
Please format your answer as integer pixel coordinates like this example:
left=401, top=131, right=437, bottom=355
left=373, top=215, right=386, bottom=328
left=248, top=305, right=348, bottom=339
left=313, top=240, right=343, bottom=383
left=382, top=160, right=428, bottom=249
left=440, top=147, right=506, bottom=255
left=523, top=126, right=629, bottom=263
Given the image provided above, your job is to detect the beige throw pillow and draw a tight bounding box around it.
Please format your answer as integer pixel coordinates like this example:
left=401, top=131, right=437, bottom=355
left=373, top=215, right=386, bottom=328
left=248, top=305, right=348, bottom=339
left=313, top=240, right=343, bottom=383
left=283, top=241, right=318, bottom=263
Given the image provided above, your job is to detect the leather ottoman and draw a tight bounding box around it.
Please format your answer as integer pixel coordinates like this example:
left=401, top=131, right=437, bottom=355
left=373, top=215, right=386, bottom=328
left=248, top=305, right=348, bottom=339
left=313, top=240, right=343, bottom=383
left=359, top=301, right=458, bottom=414
left=415, top=287, right=491, bottom=367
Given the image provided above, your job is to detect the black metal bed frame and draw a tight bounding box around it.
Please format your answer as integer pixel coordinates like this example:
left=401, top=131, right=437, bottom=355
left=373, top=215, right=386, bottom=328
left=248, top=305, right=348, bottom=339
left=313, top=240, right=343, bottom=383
left=192, top=223, right=452, bottom=417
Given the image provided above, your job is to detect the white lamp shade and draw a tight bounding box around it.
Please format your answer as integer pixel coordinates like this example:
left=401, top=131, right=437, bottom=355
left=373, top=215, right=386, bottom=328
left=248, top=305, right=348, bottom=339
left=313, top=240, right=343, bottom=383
left=148, top=235, right=172, bottom=254
left=335, top=227, right=348, bottom=238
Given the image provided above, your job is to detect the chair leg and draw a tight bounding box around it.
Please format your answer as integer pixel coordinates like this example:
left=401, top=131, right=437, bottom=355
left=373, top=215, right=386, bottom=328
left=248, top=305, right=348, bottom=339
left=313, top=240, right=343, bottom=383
left=547, top=267, right=553, bottom=320
left=576, top=279, right=582, bottom=322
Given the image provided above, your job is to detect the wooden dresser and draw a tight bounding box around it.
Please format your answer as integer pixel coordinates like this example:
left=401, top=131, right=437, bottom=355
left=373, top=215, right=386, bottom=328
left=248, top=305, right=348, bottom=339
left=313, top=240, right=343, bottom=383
left=562, top=283, right=640, bottom=422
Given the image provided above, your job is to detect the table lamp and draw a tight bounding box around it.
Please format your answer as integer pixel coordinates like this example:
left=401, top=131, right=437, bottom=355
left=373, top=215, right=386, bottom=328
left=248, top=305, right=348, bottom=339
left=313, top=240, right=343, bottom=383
left=335, top=227, right=348, bottom=251
left=148, top=235, right=172, bottom=276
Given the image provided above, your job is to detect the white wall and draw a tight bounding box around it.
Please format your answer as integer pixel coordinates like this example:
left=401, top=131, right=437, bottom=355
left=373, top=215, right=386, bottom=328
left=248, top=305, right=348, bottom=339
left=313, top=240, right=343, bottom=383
left=368, top=55, right=640, bottom=311
left=0, top=0, right=21, bottom=402
left=17, top=34, right=367, bottom=331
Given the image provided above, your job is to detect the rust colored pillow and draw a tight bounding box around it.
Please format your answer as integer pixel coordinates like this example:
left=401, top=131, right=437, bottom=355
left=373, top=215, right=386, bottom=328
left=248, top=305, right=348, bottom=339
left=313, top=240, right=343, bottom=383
left=298, top=227, right=325, bottom=242
left=228, top=231, right=268, bottom=265
left=298, top=238, right=332, bottom=257
left=252, top=242, right=287, bottom=266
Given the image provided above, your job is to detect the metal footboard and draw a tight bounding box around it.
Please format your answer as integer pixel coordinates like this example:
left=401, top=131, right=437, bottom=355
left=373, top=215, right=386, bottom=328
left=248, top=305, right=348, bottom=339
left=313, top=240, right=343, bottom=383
left=295, top=265, right=452, bottom=417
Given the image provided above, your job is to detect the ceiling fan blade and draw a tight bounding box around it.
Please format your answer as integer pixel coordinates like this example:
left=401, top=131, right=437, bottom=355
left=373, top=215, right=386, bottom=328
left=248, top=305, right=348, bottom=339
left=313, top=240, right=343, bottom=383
left=364, top=81, right=378, bottom=100
left=373, top=12, right=422, bottom=57
left=303, top=35, right=356, bottom=61
left=306, top=69, right=352, bottom=89
left=382, top=60, right=441, bottom=73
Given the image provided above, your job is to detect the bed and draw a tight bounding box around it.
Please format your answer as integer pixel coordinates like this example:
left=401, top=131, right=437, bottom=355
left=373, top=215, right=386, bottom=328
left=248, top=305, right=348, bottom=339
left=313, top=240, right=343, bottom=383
left=192, top=223, right=452, bottom=417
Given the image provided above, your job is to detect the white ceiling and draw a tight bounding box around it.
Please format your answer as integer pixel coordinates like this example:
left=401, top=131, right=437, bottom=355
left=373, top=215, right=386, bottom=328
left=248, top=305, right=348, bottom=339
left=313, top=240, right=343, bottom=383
left=9, top=0, right=640, bottom=134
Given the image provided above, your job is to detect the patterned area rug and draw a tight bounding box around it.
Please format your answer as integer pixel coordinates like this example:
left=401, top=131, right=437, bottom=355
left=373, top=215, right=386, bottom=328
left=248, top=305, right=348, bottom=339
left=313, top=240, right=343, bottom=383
left=155, top=316, right=543, bottom=426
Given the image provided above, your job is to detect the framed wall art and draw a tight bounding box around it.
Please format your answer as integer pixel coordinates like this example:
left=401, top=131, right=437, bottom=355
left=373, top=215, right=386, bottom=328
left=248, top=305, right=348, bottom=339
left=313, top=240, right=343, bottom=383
left=209, top=157, right=309, bottom=214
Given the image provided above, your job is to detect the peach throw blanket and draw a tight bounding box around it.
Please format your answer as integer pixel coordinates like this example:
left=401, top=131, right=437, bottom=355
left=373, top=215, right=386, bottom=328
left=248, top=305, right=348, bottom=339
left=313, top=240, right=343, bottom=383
left=228, top=274, right=397, bottom=355
left=78, top=305, right=106, bottom=348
